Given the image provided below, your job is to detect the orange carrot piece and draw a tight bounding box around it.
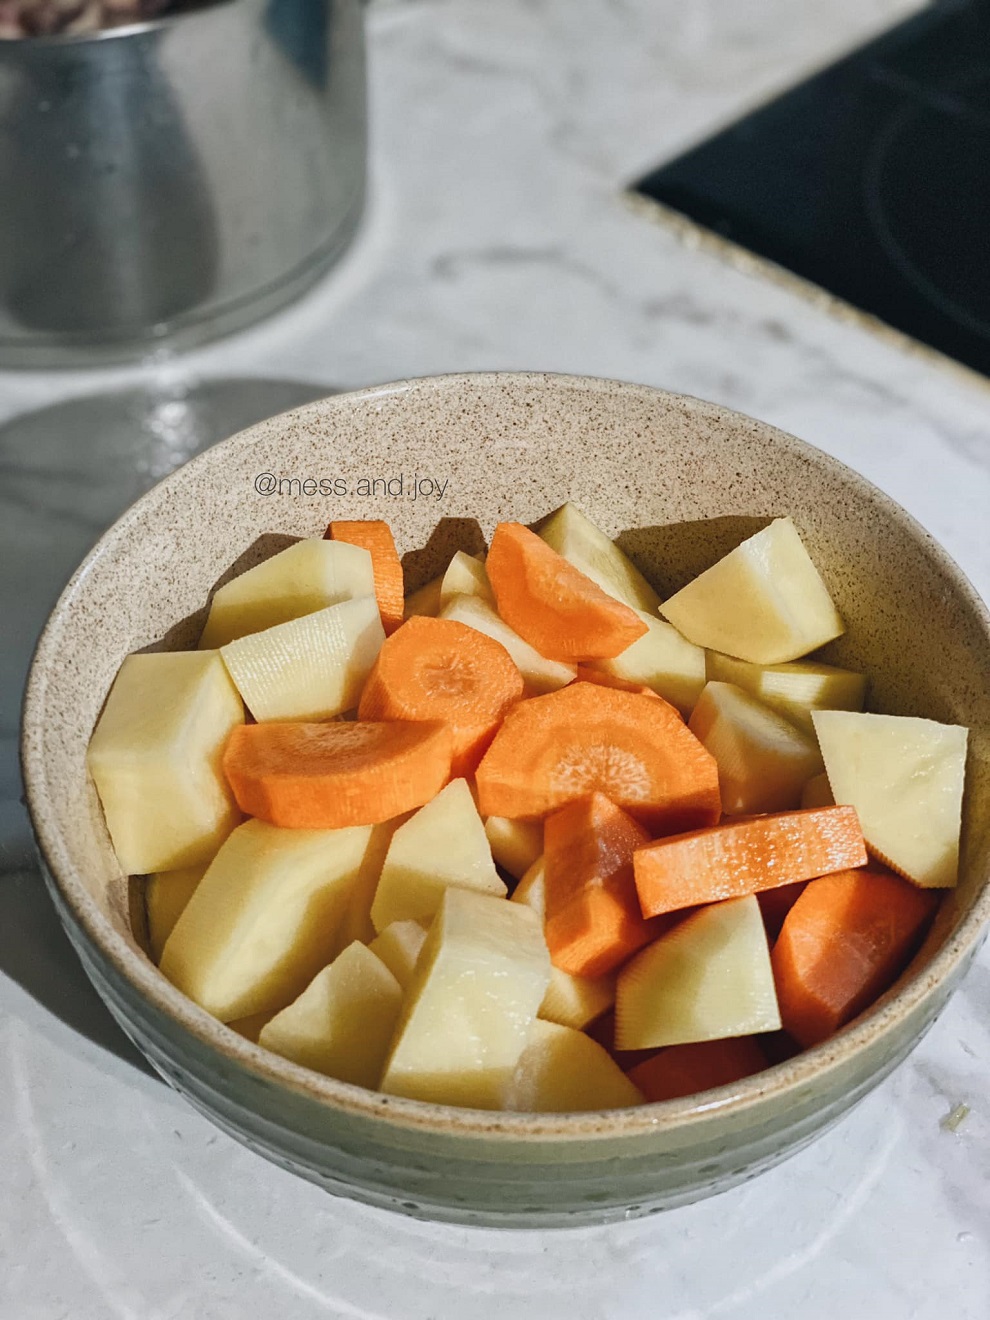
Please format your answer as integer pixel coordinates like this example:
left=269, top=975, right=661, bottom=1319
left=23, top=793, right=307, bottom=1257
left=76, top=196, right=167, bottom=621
left=634, top=806, right=868, bottom=918
left=326, top=520, right=405, bottom=635
left=543, top=793, right=662, bottom=978
left=574, top=667, right=677, bottom=707
left=771, top=866, right=938, bottom=1047
left=757, top=880, right=808, bottom=941
left=475, top=682, right=721, bottom=832
left=628, top=1037, right=768, bottom=1102
left=357, top=615, right=524, bottom=778
left=486, top=521, right=648, bottom=661
left=223, top=721, right=452, bottom=828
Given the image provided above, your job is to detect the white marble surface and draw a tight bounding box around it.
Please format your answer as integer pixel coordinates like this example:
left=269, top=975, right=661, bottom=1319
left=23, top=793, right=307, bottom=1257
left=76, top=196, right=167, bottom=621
left=1, top=1, right=989, bottom=1316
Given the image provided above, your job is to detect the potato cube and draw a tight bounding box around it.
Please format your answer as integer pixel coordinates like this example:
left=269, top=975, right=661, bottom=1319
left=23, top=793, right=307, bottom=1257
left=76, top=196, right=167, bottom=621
left=368, top=920, right=428, bottom=990
left=592, top=611, right=706, bottom=715
left=439, top=551, right=494, bottom=609
left=146, top=864, right=206, bottom=962
left=504, top=1020, right=643, bottom=1112
left=707, top=651, right=866, bottom=733
left=484, top=815, right=543, bottom=881
left=537, top=503, right=661, bottom=613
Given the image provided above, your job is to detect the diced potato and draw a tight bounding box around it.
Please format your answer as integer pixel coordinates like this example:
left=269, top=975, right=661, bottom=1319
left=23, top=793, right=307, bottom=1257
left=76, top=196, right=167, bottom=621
left=368, top=920, right=428, bottom=990
left=801, top=771, right=833, bottom=809
left=159, top=818, right=372, bottom=1020
left=689, top=681, right=823, bottom=814
left=440, top=594, right=576, bottom=693
left=227, top=1011, right=274, bottom=1043
left=371, top=778, right=505, bottom=932
left=335, top=816, right=410, bottom=948
left=484, top=815, right=543, bottom=881
left=706, top=651, right=866, bottom=733
left=660, top=518, right=844, bottom=664
left=220, top=596, right=384, bottom=721
left=593, top=611, right=706, bottom=716
left=146, top=864, right=206, bottom=962
left=380, top=888, right=551, bottom=1108
left=199, top=538, right=375, bottom=649
left=439, top=551, right=494, bottom=609
left=504, top=1020, right=643, bottom=1112
left=812, top=711, right=967, bottom=889
left=87, top=651, right=243, bottom=874
left=404, top=575, right=443, bottom=619
left=537, top=502, right=661, bottom=613
left=616, top=895, right=781, bottom=1050
left=258, top=942, right=402, bottom=1087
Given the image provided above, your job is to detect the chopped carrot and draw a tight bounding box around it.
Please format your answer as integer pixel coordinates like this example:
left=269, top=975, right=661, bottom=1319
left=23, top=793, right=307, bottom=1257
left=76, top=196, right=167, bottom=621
left=543, top=793, right=663, bottom=978
left=486, top=521, right=648, bottom=661
left=358, top=616, right=524, bottom=777
left=475, top=682, right=721, bottom=832
left=223, top=721, right=452, bottom=828
left=326, top=520, right=405, bottom=635
left=771, top=866, right=938, bottom=1047
left=627, top=1037, right=768, bottom=1102
left=574, top=666, right=677, bottom=707
left=757, top=880, right=808, bottom=941
left=634, top=806, right=867, bottom=917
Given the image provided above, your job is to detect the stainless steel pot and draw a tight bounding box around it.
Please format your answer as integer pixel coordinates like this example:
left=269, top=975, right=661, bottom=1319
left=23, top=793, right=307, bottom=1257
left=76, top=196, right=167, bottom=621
left=0, top=0, right=366, bottom=366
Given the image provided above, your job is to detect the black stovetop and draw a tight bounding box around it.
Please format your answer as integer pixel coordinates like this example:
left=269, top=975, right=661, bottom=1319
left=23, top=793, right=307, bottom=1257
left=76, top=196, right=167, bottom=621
left=635, top=0, right=990, bottom=377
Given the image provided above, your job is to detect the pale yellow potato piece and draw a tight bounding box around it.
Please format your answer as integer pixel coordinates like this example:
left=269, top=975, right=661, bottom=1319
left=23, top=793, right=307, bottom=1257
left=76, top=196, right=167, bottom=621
left=505, top=1020, right=643, bottom=1112
left=660, top=518, right=844, bottom=664
left=381, top=888, right=551, bottom=1109
left=86, top=651, right=243, bottom=874
left=199, top=538, right=375, bottom=649
left=616, top=896, right=781, bottom=1050
left=146, top=864, right=207, bottom=962
left=537, top=502, right=661, bottom=613
left=335, top=816, right=410, bottom=949
left=440, top=594, right=576, bottom=694
left=259, top=943, right=402, bottom=1088
left=484, top=815, right=543, bottom=881
left=812, top=710, right=967, bottom=889
left=371, top=778, right=505, bottom=932
left=404, top=575, right=443, bottom=619
left=220, top=596, right=384, bottom=721
left=439, top=551, right=494, bottom=609
left=159, top=818, right=372, bottom=1020
left=801, top=771, right=834, bottom=809
left=593, top=610, right=706, bottom=715
left=689, top=681, right=823, bottom=815
left=226, top=1011, right=274, bottom=1043
left=368, top=920, right=428, bottom=990
left=706, top=651, right=866, bottom=733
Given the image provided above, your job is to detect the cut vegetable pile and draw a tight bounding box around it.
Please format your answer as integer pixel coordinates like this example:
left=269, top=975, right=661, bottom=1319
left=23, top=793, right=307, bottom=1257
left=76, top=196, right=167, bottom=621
left=87, top=505, right=967, bottom=1112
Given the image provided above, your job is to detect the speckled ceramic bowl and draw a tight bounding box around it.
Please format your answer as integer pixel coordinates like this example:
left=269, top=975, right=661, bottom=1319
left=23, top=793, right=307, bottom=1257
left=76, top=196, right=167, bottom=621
left=21, top=373, right=990, bottom=1228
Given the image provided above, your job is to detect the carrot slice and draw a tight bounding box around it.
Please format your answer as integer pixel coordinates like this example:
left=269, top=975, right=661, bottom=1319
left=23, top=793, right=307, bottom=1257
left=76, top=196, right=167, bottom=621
left=627, top=1037, right=768, bottom=1102
left=475, top=682, right=721, bottom=831
left=223, top=721, right=452, bottom=828
left=326, top=520, right=404, bottom=635
left=543, top=793, right=662, bottom=978
left=574, top=666, right=677, bottom=706
left=634, top=805, right=867, bottom=917
left=357, top=616, right=524, bottom=777
left=486, top=521, right=649, bottom=662
left=771, top=866, right=938, bottom=1047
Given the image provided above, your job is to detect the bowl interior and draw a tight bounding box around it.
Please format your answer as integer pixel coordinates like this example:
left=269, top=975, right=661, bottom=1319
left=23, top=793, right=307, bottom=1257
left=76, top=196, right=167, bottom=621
left=21, top=372, right=990, bottom=1130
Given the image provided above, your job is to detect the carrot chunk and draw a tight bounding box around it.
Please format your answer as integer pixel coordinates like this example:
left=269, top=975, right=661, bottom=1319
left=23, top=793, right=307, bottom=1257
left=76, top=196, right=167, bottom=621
left=543, top=793, right=662, bottom=978
left=358, top=616, right=524, bottom=777
left=634, top=806, right=867, bottom=917
left=475, top=682, right=721, bottom=832
left=326, top=520, right=405, bottom=635
left=628, top=1037, right=768, bottom=1102
left=771, top=866, right=938, bottom=1046
left=486, top=521, right=648, bottom=662
left=223, top=721, right=452, bottom=828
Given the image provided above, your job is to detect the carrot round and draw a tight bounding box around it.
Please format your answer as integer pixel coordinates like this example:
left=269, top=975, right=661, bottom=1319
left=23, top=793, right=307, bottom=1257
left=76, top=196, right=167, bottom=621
left=627, top=1037, right=768, bottom=1102
left=634, top=805, right=868, bottom=918
left=223, top=721, right=452, bottom=828
left=475, top=682, right=721, bottom=831
left=326, top=520, right=404, bottom=635
left=771, top=866, right=938, bottom=1047
left=486, top=521, right=649, bottom=662
left=543, top=793, right=662, bottom=978
left=358, top=616, right=524, bottom=777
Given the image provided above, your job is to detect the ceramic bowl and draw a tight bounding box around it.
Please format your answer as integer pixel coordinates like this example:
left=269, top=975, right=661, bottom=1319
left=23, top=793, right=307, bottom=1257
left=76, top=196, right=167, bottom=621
left=20, top=372, right=990, bottom=1228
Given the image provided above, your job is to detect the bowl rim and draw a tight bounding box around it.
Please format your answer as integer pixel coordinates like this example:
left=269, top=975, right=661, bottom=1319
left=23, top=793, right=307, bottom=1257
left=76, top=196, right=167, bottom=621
left=20, top=370, right=990, bottom=1140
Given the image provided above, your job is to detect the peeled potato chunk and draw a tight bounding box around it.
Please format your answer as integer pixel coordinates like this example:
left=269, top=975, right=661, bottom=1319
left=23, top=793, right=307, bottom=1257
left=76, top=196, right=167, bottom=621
left=689, top=681, right=823, bottom=814
left=368, top=920, right=428, bottom=990
left=616, top=895, right=781, bottom=1050
left=592, top=611, right=706, bottom=716
left=812, top=710, right=967, bottom=888
left=706, top=651, right=867, bottom=733
left=439, top=551, right=494, bottom=609
left=335, top=816, right=409, bottom=949
left=537, top=502, right=662, bottom=614
left=159, top=818, right=373, bottom=1020
left=381, top=888, right=551, bottom=1109
left=220, top=596, right=385, bottom=721
left=199, top=538, right=376, bottom=649
left=258, top=942, right=402, bottom=1087
left=504, top=1020, right=643, bottom=1112
left=660, top=518, right=844, bottom=664
left=484, top=815, right=544, bottom=881
left=440, top=593, right=576, bottom=694
left=146, top=864, right=207, bottom=962
left=87, top=651, right=243, bottom=874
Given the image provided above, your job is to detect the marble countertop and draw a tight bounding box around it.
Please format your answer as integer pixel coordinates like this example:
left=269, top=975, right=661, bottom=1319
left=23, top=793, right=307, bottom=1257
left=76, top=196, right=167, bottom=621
left=1, top=1, right=988, bottom=1316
